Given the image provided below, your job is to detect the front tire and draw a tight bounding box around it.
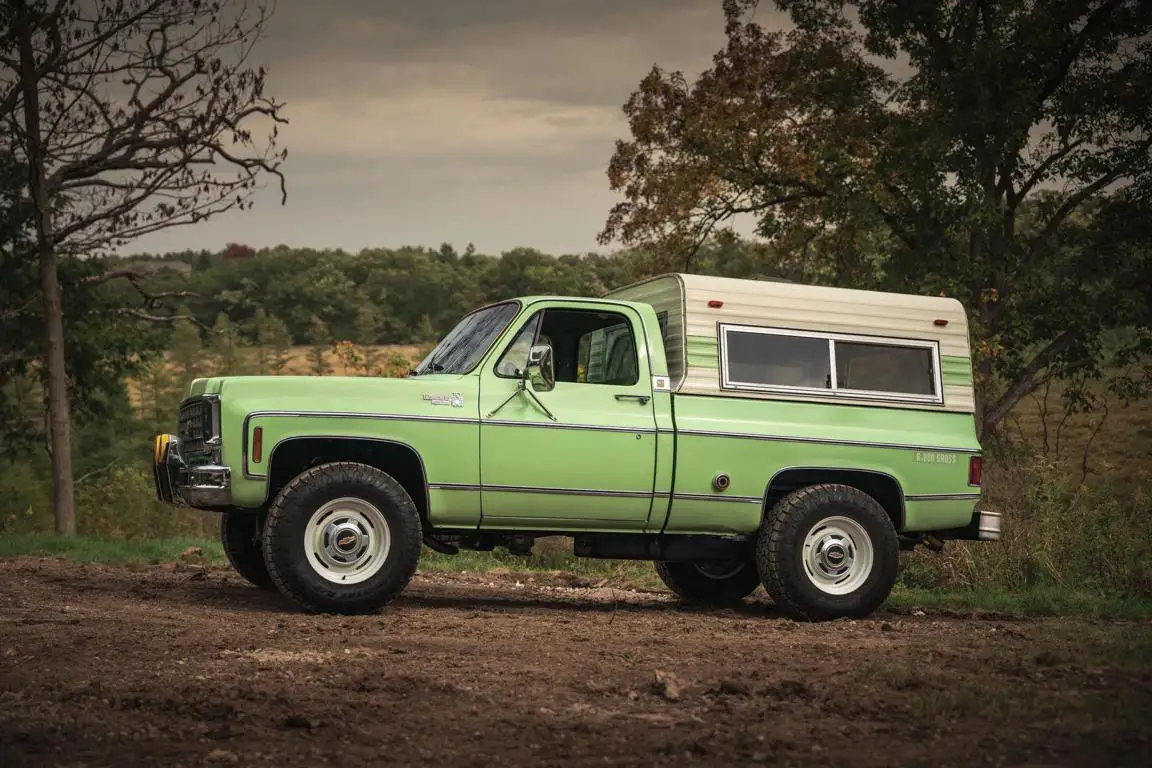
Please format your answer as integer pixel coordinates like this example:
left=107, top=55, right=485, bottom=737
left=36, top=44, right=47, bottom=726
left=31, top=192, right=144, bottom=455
left=654, top=559, right=761, bottom=603
left=757, top=484, right=898, bottom=621
left=261, top=462, right=423, bottom=614
left=220, top=509, right=275, bottom=589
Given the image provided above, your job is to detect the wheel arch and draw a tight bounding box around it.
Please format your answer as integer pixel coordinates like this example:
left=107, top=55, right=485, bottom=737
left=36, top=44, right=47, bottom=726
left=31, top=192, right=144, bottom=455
left=763, top=467, right=906, bottom=531
left=265, top=436, right=430, bottom=527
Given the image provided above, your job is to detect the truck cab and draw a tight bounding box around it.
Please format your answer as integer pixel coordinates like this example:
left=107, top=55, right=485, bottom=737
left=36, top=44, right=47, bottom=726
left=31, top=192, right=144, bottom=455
left=153, top=273, right=999, bottom=620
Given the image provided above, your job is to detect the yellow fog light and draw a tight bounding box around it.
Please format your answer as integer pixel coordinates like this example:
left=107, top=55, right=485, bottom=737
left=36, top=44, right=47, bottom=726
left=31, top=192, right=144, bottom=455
left=154, top=434, right=171, bottom=462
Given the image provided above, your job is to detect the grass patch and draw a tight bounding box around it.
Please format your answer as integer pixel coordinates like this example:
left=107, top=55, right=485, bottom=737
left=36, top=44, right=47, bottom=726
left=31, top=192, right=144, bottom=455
left=418, top=547, right=662, bottom=589
left=0, top=533, right=662, bottom=587
left=889, top=584, right=1152, bottom=621
left=0, top=533, right=225, bottom=565
left=4, top=534, right=1150, bottom=620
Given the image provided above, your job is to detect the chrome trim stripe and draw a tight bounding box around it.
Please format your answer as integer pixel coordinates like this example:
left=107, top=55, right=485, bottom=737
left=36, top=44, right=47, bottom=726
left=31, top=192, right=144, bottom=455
left=428, top=483, right=481, bottom=492
left=245, top=410, right=473, bottom=426
left=905, top=493, right=983, bottom=502
left=676, top=428, right=977, bottom=454
left=480, top=484, right=655, bottom=499
left=672, top=492, right=762, bottom=504
left=428, top=484, right=750, bottom=505
left=484, top=420, right=657, bottom=434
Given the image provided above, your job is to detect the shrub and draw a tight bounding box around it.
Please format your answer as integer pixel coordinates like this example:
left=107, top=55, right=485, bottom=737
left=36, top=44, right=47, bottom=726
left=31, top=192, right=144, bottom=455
left=901, top=458, right=1152, bottom=597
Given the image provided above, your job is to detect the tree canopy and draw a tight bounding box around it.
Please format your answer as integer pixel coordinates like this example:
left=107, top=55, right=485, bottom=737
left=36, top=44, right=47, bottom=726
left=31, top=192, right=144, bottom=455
left=599, top=0, right=1152, bottom=437
left=1, top=0, right=286, bottom=532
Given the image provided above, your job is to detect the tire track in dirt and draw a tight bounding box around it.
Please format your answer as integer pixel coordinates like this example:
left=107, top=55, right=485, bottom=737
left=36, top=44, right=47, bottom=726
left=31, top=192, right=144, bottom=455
left=1, top=558, right=1149, bottom=767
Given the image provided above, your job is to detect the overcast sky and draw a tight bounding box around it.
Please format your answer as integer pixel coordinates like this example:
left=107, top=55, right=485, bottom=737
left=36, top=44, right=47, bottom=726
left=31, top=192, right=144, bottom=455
left=125, top=0, right=783, bottom=258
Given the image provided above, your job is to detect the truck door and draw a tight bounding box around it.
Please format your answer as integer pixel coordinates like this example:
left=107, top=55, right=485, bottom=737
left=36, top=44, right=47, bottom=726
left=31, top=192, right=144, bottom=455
left=477, top=301, right=659, bottom=529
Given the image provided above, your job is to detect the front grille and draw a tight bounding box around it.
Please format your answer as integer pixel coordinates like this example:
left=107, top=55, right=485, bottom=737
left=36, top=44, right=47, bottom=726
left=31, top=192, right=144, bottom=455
left=178, top=399, right=215, bottom=454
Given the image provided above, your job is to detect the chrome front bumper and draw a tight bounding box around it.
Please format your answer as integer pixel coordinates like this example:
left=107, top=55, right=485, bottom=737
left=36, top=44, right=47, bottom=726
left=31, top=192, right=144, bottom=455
left=152, top=433, right=232, bottom=508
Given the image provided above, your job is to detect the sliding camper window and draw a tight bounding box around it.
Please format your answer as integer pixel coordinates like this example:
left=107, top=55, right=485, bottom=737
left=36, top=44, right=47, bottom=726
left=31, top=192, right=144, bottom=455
left=718, top=324, right=943, bottom=404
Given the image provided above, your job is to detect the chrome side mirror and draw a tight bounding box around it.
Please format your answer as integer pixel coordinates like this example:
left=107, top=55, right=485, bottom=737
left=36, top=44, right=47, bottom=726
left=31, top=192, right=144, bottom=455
left=525, top=344, right=555, bottom=392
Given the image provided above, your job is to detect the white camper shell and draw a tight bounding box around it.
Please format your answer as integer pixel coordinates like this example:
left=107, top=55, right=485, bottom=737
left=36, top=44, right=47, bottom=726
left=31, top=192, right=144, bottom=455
left=607, top=273, right=975, bottom=414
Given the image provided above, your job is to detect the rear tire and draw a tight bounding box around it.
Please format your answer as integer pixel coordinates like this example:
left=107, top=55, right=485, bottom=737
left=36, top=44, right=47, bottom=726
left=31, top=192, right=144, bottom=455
left=220, top=509, right=274, bottom=589
left=654, top=559, right=761, bottom=603
left=757, top=483, right=898, bottom=621
left=261, top=462, right=423, bottom=615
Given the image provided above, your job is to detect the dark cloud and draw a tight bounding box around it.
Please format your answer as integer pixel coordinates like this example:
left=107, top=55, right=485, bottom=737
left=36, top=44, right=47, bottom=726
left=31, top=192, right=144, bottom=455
left=125, top=0, right=783, bottom=257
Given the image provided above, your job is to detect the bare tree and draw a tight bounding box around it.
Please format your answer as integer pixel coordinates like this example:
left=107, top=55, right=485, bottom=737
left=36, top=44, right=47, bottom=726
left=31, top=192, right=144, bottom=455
left=1, top=0, right=288, bottom=534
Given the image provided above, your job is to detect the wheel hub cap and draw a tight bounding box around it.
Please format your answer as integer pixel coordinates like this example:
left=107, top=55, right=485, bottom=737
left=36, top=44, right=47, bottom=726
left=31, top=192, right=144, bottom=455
left=812, top=535, right=853, bottom=578
left=801, top=516, right=875, bottom=596
left=304, top=497, right=392, bottom=585
left=326, top=520, right=368, bottom=563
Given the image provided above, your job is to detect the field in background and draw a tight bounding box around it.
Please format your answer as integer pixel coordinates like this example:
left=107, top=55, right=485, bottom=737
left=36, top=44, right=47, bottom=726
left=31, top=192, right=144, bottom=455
left=124, top=344, right=429, bottom=409
left=275, top=344, right=427, bottom=375
left=1006, top=380, right=1152, bottom=492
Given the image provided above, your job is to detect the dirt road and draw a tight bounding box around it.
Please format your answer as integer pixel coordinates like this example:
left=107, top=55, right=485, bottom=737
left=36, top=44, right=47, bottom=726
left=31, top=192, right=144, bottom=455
left=1, top=557, right=1149, bottom=767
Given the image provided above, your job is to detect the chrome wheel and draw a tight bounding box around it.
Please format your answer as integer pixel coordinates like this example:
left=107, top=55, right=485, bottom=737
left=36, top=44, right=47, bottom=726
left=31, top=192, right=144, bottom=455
left=304, top=497, right=391, bottom=584
left=801, top=515, right=874, bottom=595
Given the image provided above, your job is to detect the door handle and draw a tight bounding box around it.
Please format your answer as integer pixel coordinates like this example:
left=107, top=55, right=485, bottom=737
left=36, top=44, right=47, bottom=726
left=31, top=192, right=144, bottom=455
left=615, top=394, right=651, bottom=405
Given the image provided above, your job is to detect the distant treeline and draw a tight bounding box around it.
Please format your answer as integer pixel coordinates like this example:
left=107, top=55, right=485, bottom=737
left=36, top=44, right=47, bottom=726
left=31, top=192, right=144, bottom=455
left=117, top=242, right=651, bottom=348
left=115, top=236, right=795, bottom=348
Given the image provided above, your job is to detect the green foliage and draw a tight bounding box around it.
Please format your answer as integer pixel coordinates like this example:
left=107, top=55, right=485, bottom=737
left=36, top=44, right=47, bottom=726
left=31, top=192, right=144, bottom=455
left=250, top=308, right=292, bottom=374
left=901, top=460, right=1152, bottom=598
left=207, top=311, right=250, bottom=376
left=600, top=0, right=1152, bottom=437
left=122, top=243, right=652, bottom=351
left=3, top=148, right=167, bottom=454
left=355, top=305, right=386, bottom=373
left=168, top=308, right=205, bottom=385
left=1, top=457, right=211, bottom=540
left=306, top=315, right=333, bottom=376
left=0, top=534, right=225, bottom=565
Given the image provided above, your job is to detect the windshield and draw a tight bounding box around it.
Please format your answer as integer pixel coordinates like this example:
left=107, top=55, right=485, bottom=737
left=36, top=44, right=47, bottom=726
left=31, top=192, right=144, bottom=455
left=411, top=301, right=520, bottom=375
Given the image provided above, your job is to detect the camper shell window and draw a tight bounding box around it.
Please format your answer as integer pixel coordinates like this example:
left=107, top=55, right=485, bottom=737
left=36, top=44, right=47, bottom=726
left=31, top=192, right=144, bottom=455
left=718, top=324, right=943, bottom=404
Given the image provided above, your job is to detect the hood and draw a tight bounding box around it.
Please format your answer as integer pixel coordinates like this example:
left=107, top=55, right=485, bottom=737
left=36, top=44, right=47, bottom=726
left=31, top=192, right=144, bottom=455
left=185, top=374, right=475, bottom=418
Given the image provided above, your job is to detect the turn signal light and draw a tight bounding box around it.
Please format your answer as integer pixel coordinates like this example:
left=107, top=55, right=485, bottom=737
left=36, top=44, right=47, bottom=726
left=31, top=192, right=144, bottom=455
left=252, top=427, right=263, bottom=464
left=968, top=456, right=982, bottom=487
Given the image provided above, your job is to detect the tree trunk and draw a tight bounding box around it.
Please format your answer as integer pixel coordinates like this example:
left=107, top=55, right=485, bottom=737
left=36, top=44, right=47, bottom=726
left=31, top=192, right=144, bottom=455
left=16, top=0, right=76, bottom=535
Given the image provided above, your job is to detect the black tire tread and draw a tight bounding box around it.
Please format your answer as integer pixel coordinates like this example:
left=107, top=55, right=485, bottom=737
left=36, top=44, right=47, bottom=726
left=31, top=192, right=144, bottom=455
left=654, top=559, right=761, bottom=603
left=219, top=510, right=275, bottom=589
left=261, top=461, right=423, bottom=614
left=757, top=483, right=898, bottom=621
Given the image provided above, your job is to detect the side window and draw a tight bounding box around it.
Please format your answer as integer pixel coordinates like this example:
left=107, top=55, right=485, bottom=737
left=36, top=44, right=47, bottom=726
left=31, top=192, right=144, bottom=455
left=578, top=320, right=638, bottom=385
left=494, top=312, right=541, bottom=378
left=835, top=340, right=936, bottom=396
left=495, top=307, right=640, bottom=385
left=656, top=310, right=669, bottom=346
left=723, top=329, right=830, bottom=390
left=719, top=323, right=942, bottom=403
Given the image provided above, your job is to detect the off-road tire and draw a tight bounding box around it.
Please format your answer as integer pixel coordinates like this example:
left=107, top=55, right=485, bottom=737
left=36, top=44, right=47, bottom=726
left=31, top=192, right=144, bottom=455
left=261, top=461, right=423, bottom=614
left=220, top=509, right=274, bottom=589
left=654, top=559, right=761, bottom=603
left=757, top=483, right=898, bottom=621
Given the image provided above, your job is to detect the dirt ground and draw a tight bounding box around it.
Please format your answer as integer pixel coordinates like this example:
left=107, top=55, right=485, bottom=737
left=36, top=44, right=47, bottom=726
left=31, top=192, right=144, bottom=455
left=1, top=558, right=1149, bottom=767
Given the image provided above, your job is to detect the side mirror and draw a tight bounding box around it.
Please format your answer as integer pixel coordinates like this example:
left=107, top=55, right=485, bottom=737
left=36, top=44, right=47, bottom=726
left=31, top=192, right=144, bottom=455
left=525, top=344, right=555, bottom=392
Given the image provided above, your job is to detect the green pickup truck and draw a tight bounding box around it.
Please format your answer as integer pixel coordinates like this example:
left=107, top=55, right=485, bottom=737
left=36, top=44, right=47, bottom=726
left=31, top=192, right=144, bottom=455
left=153, top=273, right=998, bottom=621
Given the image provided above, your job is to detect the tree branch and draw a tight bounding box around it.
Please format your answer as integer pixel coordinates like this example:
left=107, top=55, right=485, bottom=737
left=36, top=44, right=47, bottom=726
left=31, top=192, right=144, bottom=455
left=982, top=327, right=1080, bottom=435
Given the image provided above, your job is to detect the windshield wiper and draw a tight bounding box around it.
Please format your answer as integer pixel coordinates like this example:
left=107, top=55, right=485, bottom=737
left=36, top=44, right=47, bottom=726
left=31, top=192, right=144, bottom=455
left=412, top=356, right=447, bottom=376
